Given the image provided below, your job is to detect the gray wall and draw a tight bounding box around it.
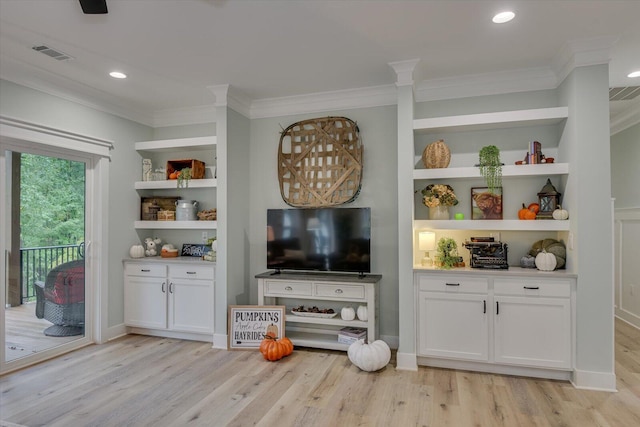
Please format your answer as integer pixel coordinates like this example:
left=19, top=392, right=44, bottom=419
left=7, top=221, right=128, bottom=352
left=248, top=106, right=400, bottom=338
left=611, top=122, right=640, bottom=208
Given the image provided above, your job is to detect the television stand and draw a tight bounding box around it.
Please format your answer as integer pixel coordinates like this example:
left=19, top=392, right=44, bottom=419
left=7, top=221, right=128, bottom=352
left=256, top=271, right=382, bottom=351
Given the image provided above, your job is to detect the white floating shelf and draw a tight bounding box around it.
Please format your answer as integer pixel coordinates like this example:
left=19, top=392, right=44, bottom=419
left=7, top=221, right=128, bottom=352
left=134, top=179, right=217, bottom=190
left=134, top=220, right=217, bottom=230
left=414, top=219, right=570, bottom=231
left=413, top=163, right=569, bottom=180
left=135, top=136, right=216, bottom=152
left=285, top=331, right=349, bottom=351
left=414, top=107, right=569, bottom=133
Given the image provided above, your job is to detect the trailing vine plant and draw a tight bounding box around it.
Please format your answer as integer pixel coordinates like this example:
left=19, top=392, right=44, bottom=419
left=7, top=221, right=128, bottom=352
left=177, top=167, right=192, bottom=188
left=478, top=145, right=502, bottom=194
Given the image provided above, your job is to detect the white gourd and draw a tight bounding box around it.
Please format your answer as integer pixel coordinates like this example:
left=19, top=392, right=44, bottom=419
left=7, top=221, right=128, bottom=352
left=129, top=244, right=145, bottom=259
left=535, top=249, right=557, bottom=271
left=341, top=306, right=356, bottom=321
left=347, top=339, right=391, bottom=372
left=357, top=305, right=368, bottom=321
left=552, top=205, right=569, bottom=220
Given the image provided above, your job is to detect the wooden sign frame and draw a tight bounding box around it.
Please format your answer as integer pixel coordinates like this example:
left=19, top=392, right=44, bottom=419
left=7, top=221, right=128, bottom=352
left=227, top=305, right=286, bottom=350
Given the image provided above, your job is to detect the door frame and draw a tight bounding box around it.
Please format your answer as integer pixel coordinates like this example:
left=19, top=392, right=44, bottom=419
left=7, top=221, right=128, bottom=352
left=0, top=116, right=111, bottom=374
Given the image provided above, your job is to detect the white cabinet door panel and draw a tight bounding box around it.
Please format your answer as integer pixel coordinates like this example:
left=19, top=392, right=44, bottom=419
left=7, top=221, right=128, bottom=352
left=418, top=292, right=489, bottom=361
left=169, top=280, right=214, bottom=334
left=124, top=277, right=167, bottom=329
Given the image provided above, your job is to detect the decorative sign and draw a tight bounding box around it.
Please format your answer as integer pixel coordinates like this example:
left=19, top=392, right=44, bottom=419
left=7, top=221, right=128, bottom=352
left=180, top=243, right=210, bottom=257
left=228, top=305, right=286, bottom=350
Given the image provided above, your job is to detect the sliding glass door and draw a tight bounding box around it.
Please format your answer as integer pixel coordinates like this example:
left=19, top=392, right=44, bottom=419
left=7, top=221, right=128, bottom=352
left=1, top=142, right=92, bottom=371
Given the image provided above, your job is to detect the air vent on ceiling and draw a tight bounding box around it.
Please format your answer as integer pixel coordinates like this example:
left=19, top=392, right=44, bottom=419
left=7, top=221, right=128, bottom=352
left=609, top=86, right=640, bottom=101
left=32, top=45, right=74, bottom=61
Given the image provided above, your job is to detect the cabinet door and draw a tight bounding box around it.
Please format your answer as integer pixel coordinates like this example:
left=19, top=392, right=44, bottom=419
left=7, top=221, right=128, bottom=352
left=169, top=279, right=213, bottom=334
left=418, top=292, right=489, bottom=361
left=124, top=276, right=167, bottom=329
left=494, top=296, right=571, bottom=369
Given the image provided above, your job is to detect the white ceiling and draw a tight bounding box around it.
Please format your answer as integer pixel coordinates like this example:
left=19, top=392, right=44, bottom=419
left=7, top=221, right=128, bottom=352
left=1, top=0, right=639, bottom=127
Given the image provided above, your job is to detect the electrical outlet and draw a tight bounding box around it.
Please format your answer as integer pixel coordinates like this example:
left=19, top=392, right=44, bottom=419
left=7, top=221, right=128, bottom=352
left=202, top=231, right=208, bottom=243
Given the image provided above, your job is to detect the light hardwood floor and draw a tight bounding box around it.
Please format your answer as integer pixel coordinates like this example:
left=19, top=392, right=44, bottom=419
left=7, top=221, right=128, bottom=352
left=1, top=318, right=639, bottom=427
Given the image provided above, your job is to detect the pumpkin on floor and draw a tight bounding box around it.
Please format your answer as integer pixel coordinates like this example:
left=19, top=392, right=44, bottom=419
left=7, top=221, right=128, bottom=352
left=259, top=334, right=293, bottom=361
left=348, top=339, right=391, bottom=372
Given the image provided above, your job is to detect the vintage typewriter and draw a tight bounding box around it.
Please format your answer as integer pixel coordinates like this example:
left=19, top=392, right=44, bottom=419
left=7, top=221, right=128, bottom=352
left=464, top=237, right=509, bottom=269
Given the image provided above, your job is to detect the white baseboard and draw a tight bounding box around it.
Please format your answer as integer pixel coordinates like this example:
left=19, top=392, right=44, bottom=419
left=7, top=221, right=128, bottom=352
left=572, top=369, right=617, bottom=392
left=616, top=311, right=640, bottom=330
left=396, top=352, right=418, bottom=371
left=212, top=333, right=228, bottom=349
left=105, top=324, right=127, bottom=342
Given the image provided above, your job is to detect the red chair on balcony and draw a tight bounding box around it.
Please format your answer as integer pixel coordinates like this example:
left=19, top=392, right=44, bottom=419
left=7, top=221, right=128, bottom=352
left=34, top=259, right=85, bottom=337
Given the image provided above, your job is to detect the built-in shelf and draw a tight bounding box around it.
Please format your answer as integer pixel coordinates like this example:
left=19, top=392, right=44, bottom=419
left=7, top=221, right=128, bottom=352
left=414, top=219, right=570, bottom=231
left=413, top=107, right=569, bottom=134
left=135, top=136, right=216, bottom=152
left=285, top=330, right=349, bottom=351
left=413, top=163, right=568, bottom=180
left=134, top=179, right=217, bottom=190
left=134, top=220, right=217, bottom=230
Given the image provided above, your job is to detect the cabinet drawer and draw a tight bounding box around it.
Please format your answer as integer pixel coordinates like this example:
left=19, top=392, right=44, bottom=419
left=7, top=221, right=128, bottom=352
left=264, top=281, right=313, bottom=297
left=494, top=278, right=571, bottom=298
left=170, top=264, right=214, bottom=280
left=418, top=275, right=488, bottom=294
left=315, top=283, right=365, bottom=299
left=125, top=263, right=166, bottom=277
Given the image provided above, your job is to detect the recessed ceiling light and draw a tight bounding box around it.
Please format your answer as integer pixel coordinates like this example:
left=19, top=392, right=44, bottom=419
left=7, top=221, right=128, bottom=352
left=493, top=11, right=515, bottom=24
left=109, top=71, right=127, bottom=79
left=628, top=71, right=640, bottom=78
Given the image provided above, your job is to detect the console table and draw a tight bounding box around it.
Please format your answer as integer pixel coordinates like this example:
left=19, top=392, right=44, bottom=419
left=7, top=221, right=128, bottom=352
left=256, top=271, right=381, bottom=351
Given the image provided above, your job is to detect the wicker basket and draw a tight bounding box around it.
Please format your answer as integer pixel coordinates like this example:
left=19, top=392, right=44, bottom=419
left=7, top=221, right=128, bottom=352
left=422, top=139, right=451, bottom=169
left=278, top=116, right=363, bottom=207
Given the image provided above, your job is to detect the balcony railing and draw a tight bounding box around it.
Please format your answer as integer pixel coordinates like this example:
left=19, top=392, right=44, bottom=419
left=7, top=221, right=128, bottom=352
left=20, top=244, right=84, bottom=303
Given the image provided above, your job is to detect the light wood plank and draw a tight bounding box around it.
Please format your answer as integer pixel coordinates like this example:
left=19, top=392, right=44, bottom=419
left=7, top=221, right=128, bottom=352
left=2, top=319, right=640, bottom=426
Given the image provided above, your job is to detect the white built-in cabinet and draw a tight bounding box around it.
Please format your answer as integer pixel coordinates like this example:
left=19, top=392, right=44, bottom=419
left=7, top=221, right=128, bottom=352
left=416, top=270, right=574, bottom=378
left=124, top=260, right=214, bottom=340
left=134, top=136, right=217, bottom=230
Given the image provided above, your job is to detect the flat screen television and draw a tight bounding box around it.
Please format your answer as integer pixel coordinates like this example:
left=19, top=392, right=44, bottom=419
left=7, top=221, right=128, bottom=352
left=267, top=207, right=371, bottom=274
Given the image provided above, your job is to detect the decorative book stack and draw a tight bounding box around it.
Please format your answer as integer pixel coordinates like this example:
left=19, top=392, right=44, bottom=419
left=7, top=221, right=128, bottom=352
left=338, top=326, right=367, bottom=345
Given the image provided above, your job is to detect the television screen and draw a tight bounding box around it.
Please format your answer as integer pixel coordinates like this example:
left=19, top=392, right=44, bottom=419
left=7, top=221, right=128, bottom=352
left=267, top=208, right=371, bottom=273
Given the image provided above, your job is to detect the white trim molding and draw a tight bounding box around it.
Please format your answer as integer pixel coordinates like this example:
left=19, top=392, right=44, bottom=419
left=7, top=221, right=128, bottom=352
left=614, top=207, right=640, bottom=329
left=610, top=97, right=640, bottom=136
left=572, top=369, right=618, bottom=392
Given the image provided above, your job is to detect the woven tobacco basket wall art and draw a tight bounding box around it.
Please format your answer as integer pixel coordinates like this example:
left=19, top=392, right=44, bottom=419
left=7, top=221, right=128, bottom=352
left=278, top=116, right=363, bottom=207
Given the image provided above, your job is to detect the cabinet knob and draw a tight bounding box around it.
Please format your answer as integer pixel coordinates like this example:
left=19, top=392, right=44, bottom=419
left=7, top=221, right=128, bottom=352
left=162, top=282, right=166, bottom=293
left=335, top=289, right=343, bottom=294
left=169, top=282, right=174, bottom=293
left=285, top=286, right=293, bottom=291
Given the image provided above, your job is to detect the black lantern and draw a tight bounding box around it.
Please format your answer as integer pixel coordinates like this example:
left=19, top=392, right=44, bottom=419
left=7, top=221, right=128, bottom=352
left=537, top=178, right=561, bottom=219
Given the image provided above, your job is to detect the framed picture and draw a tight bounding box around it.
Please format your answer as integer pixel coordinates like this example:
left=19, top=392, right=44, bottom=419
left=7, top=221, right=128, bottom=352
left=471, top=187, right=503, bottom=220
left=227, top=305, right=286, bottom=350
left=180, top=243, right=210, bottom=257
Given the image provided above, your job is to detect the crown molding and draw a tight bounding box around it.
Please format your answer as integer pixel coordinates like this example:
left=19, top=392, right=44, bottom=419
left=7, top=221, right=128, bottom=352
left=415, top=67, right=558, bottom=102
left=552, top=36, right=617, bottom=85
left=610, top=97, right=640, bottom=136
left=249, top=84, right=397, bottom=119
left=151, top=104, right=217, bottom=128
left=389, top=59, right=420, bottom=87
left=0, top=56, right=154, bottom=127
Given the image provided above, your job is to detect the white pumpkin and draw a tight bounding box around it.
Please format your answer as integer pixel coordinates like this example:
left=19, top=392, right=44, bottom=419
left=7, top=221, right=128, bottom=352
left=129, top=244, right=145, bottom=259
left=357, top=305, right=368, bottom=321
left=348, top=339, right=391, bottom=372
left=552, top=205, right=569, bottom=220
left=535, top=249, right=557, bottom=271
left=341, top=306, right=356, bottom=321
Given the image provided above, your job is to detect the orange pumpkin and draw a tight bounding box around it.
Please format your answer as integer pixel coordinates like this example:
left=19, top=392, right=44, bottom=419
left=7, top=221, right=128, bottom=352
left=260, top=336, right=288, bottom=361
left=280, top=336, right=294, bottom=356
left=518, top=203, right=537, bottom=220
left=527, top=202, right=540, bottom=214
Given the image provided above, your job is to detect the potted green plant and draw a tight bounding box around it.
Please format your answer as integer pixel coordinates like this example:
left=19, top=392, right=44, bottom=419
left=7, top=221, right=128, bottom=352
left=177, top=167, right=192, bottom=188
left=478, top=145, right=502, bottom=193
left=435, top=237, right=459, bottom=269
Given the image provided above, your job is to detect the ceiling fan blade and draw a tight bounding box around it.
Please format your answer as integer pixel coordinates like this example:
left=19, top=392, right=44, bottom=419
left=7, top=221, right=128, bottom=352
left=79, top=0, right=108, bottom=14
